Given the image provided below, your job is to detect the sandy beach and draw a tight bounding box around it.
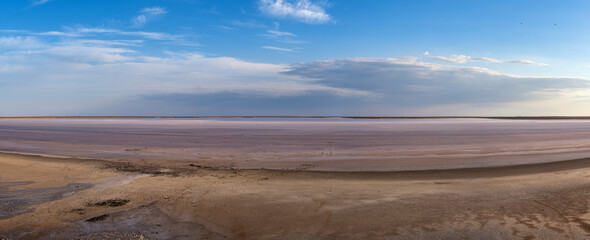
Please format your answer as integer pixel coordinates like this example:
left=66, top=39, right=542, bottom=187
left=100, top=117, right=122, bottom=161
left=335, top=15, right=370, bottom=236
left=3, top=119, right=590, bottom=239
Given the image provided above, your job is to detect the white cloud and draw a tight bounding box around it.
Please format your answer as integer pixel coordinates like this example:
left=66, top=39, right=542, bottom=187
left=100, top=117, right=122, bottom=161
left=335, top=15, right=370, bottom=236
left=0, top=64, right=25, bottom=73
left=283, top=58, right=590, bottom=112
left=229, top=20, right=268, bottom=28
left=432, top=54, right=547, bottom=66
left=433, top=54, right=471, bottom=63
left=471, top=57, right=502, bottom=63
left=37, top=31, right=82, bottom=37
left=71, top=39, right=144, bottom=47
left=2, top=26, right=182, bottom=41
left=0, top=36, right=137, bottom=63
left=132, top=7, right=168, bottom=27
left=63, top=27, right=179, bottom=41
left=262, top=46, right=295, bottom=52
left=107, top=58, right=590, bottom=115
left=507, top=59, right=548, bottom=66
left=72, top=27, right=117, bottom=34
left=0, top=38, right=372, bottom=115
left=259, top=0, right=332, bottom=24
left=266, top=30, right=296, bottom=37
left=211, top=25, right=235, bottom=30
left=0, top=30, right=30, bottom=34
left=1, top=37, right=589, bottom=115
left=133, top=15, right=148, bottom=27
left=260, top=29, right=301, bottom=43
left=141, top=7, right=167, bottom=16
left=0, top=27, right=200, bottom=63
left=0, top=29, right=579, bottom=116
left=122, top=31, right=178, bottom=41
left=0, top=36, right=45, bottom=49
left=46, top=45, right=134, bottom=63
left=259, top=23, right=302, bottom=44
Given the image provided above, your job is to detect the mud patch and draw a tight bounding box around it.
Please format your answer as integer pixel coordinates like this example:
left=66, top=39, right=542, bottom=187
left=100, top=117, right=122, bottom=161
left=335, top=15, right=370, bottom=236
left=68, top=231, right=148, bottom=240
left=0, top=182, right=91, bottom=220
left=89, top=199, right=130, bottom=208
left=103, top=162, right=185, bottom=176
left=42, top=204, right=229, bottom=240
left=86, top=214, right=110, bottom=222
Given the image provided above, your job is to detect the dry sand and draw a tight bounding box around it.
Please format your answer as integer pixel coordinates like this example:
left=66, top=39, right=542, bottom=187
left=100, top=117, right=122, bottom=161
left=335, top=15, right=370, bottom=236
left=3, top=153, right=590, bottom=239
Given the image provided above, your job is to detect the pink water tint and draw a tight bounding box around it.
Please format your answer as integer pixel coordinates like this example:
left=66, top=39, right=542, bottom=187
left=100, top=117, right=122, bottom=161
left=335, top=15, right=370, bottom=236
left=2, top=118, right=590, bottom=171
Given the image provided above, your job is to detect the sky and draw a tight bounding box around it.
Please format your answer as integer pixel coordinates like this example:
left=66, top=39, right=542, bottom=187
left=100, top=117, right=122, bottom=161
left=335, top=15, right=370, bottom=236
left=1, top=0, right=590, bottom=116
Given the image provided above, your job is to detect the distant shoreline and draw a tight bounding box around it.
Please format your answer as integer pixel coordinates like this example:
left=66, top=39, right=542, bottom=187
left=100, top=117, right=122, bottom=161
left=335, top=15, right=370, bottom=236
left=1, top=116, right=590, bottom=120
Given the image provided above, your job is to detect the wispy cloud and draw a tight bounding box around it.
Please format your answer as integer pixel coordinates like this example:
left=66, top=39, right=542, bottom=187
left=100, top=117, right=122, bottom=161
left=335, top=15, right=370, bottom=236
left=31, top=0, right=52, bottom=6
left=260, top=29, right=299, bottom=41
left=433, top=55, right=471, bottom=64
left=266, top=30, right=296, bottom=37
left=259, top=0, right=332, bottom=24
left=36, top=31, right=82, bottom=37
left=46, top=44, right=135, bottom=63
left=0, top=26, right=198, bottom=52
left=68, top=39, right=144, bottom=47
left=432, top=54, right=547, bottom=66
left=259, top=23, right=303, bottom=44
left=62, top=27, right=179, bottom=41
left=262, top=46, right=295, bottom=52
left=229, top=20, right=268, bottom=28
left=0, top=30, right=30, bottom=34
left=506, top=59, right=548, bottom=66
left=132, top=7, right=168, bottom=27
left=210, top=25, right=235, bottom=30
left=0, top=36, right=46, bottom=49
left=141, top=7, right=167, bottom=16
left=471, top=57, right=502, bottom=63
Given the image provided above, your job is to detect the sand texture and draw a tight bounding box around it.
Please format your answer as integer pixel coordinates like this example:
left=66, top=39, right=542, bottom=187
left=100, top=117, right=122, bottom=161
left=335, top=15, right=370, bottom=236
left=3, top=153, right=590, bottom=239
left=3, top=119, right=590, bottom=239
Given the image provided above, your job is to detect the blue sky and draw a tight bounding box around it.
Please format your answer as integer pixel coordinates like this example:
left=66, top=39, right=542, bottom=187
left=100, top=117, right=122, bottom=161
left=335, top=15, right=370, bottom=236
left=1, top=0, right=590, bottom=116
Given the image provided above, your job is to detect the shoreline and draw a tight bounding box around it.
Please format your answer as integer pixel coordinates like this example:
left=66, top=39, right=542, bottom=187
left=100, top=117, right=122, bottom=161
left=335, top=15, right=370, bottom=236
left=4, top=150, right=590, bottom=180
left=2, top=115, right=590, bottom=120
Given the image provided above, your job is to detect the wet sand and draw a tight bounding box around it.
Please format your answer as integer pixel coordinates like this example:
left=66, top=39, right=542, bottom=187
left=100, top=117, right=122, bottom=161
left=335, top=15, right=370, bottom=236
left=3, top=119, right=590, bottom=239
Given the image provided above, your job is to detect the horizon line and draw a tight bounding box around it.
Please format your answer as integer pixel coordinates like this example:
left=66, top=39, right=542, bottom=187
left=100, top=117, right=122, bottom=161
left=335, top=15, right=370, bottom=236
left=2, top=116, right=590, bottom=120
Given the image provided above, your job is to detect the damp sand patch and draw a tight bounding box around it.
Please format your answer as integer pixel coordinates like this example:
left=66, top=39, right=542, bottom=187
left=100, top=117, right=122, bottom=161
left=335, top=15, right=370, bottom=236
left=0, top=182, right=90, bottom=220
